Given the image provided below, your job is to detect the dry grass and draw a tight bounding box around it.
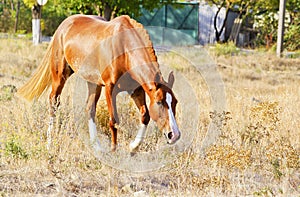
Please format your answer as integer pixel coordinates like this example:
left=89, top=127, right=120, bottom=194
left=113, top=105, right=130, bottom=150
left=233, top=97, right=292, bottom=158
left=0, top=39, right=300, bottom=196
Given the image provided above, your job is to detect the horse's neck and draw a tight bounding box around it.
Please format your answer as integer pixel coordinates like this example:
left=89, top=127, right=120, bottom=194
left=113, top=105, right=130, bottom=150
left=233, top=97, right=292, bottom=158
left=136, top=66, right=158, bottom=91
left=138, top=68, right=165, bottom=98
left=126, top=51, right=159, bottom=87
left=112, top=25, right=160, bottom=93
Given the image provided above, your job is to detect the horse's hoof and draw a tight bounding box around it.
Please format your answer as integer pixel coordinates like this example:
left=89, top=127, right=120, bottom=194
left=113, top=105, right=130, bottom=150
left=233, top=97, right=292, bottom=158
left=130, top=151, right=136, bottom=157
left=111, top=144, right=116, bottom=152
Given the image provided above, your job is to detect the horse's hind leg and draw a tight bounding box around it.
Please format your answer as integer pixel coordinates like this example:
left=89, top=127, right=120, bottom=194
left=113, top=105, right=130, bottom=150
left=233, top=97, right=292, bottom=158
left=129, top=86, right=150, bottom=153
left=47, top=58, right=73, bottom=149
left=86, top=82, right=102, bottom=152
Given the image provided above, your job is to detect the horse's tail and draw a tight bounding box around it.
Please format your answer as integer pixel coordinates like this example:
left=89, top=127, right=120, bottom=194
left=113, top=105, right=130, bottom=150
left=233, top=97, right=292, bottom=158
left=17, top=43, right=53, bottom=101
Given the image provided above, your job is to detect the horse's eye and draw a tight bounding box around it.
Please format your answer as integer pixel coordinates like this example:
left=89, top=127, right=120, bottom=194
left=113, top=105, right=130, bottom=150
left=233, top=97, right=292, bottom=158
left=157, top=101, right=163, bottom=105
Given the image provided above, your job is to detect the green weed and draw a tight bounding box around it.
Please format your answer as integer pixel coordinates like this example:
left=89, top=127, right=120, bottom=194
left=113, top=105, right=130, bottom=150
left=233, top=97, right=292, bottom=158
left=213, top=41, right=240, bottom=56
left=4, top=135, right=29, bottom=160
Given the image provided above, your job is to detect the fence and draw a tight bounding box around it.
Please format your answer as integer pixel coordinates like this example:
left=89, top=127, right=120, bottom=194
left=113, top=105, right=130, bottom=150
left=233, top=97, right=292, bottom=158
left=137, top=2, right=199, bottom=46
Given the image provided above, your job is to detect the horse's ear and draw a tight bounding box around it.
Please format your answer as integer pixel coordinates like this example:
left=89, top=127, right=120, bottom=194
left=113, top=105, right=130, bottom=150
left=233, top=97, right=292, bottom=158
left=154, top=72, right=161, bottom=89
left=168, top=71, right=175, bottom=89
left=154, top=72, right=160, bottom=83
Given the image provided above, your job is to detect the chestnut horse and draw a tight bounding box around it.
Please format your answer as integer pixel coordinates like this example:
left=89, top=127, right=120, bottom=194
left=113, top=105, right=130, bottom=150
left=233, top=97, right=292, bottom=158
left=17, top=15, right=181, bottom=152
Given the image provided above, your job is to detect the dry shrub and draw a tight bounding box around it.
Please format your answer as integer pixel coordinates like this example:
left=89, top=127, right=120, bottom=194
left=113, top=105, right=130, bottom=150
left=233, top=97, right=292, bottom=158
left=191, top=173, right=231, bottom=193
left=240, top=101, right=299, bottom=179
left=241, top=101, right=281, bottom=146
left=209, top=111, right=232, bottom=129
left=205, top=100, right=299, bottom=179
left=95, top=99, right=110, bottom=136
left=205, top=145, right=251, bottom=170
left=265, top=139, right=300, bottom=169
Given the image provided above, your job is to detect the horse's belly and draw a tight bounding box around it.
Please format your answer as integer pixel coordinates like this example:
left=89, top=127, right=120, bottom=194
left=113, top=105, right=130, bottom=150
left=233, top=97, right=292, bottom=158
left=77, top=65, right=104, bottom=85
left=65, top=47, right=109, bottom=85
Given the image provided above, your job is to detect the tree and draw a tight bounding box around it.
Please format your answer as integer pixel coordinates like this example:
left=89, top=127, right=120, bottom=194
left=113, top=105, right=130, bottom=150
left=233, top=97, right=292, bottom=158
left=60, top=0, right=175, bottom=21
left=253, top=0, right=300, bottom=51
left=284, top=0, right=300, bottom=50
left=207, top=0, right=232, bottom=42
left=0, top=0, right=23, bottom=33
left=22, top=0, right=68, bottom=35
left=206, top=0, right=258, bottom=43
left=1, top=0, right=176, bottom=35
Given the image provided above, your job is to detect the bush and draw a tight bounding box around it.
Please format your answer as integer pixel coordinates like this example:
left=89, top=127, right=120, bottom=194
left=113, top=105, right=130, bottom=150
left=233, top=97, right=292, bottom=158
left=213, top=41, right=240, bottom=56
left=5, top=135, right=29, bottom=160
left=284, top=18, right=300, bottom=51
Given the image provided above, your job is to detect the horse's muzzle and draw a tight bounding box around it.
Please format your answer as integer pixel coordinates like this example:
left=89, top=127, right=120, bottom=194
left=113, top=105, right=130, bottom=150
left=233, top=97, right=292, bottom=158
left=165, top=130, right=181, bottom=144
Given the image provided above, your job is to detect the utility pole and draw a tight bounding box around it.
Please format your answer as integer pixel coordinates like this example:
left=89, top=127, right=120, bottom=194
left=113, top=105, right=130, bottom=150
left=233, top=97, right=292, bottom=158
left=276, top=0, right=286, bottom=57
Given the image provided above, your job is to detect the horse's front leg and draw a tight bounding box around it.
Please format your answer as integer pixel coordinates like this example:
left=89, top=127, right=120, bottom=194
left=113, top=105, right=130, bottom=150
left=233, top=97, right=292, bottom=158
left=86, top=82, right=102, bottom=152
left=129, top=86, right=150, bottom=153
left=105, top=84, right=119, bottom=152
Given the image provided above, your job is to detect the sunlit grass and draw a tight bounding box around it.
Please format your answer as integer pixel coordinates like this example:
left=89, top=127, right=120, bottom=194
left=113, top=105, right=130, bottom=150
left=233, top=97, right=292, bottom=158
left=0, top=39, right=300, bottom=195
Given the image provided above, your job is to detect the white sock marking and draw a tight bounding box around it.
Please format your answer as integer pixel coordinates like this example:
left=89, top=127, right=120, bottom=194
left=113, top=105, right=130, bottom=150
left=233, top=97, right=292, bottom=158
left=129, top=124, right=147, bottom=152
left=88, top=118, right=102, bottom=152
left=46, top=117, right=54, bottom=150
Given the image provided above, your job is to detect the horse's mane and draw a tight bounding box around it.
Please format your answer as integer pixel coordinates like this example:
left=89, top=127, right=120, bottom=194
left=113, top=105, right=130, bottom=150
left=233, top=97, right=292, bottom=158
left=128, top=17, right=152, bottom=46
left=124, top=16, right=158, bottom=63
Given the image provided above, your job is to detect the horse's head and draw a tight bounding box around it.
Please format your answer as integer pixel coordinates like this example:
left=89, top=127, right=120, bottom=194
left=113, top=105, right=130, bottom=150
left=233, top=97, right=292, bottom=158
left=148, top=72, right=181, bottom=144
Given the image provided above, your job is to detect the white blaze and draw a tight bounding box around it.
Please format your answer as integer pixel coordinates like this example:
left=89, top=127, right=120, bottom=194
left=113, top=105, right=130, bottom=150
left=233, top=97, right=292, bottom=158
left=166, top=93, right=180, bottom=139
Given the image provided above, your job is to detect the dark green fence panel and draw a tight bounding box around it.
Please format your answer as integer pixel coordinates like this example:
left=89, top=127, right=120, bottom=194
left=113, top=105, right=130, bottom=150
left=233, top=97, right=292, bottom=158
left=136, top=3, right=199, bottom=46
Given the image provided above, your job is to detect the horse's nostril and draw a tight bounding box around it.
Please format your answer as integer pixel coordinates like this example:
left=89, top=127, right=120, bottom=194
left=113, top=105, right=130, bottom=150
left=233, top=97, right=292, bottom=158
left=167, top=132, right=173, bottom=140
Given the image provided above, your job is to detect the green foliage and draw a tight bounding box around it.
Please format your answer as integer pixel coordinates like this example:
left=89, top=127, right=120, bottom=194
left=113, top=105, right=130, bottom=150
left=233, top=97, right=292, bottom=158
left=0, top=2, right=15, bottom=32
left=270, top=159, right=284, bottom=179
left=15, top=4, right=32, bottom=34
left=0, top=0, right=34, bottom=33
left=22, top=0, right=35, bottom=8
left=253, top=187, right=274, bottom=196
left=0, top=85, right=17, bottom=102
left=207, top=0, right=300, bottom=51
left=63, top=0, right=175, bottom=20
left=253, top=12, right=278, bottom=47
left=5, top=135, right=29, bottom=160
left=284, top=18, right=300, bottom=51
left=1, top=0, right=174, bottom=35
left=287, top=51, right=300, bottom=58
left=41, top=1, right=68, bottom=35
left=213, top=41, right=240, bottom=56
left=252, top=0, right=300, bottom=50
left=286, top=0, right=300, bottom=17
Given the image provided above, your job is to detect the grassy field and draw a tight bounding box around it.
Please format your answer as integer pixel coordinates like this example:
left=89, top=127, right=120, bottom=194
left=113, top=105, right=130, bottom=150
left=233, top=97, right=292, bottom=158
left=0, top=39, right=299, bottom=196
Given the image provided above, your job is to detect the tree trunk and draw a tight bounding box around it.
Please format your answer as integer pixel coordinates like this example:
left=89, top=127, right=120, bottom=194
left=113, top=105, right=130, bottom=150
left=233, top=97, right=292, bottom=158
left=32, top=4, right=42, bottom=44
left=213, top=3, right=231, bottom=43
left=14, top=0, right=20, bottom=33
left=10, top=0, right=14, bottom=10
left=213, top=6, right=222, bottom=42
left=104, top=3, right=112, bottom=20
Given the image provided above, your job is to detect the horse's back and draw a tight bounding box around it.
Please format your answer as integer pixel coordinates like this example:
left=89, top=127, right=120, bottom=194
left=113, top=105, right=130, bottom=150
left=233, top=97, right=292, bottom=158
left=56, top=15, right=137, bottom=40
left=51, top=14, right=154, bottom=85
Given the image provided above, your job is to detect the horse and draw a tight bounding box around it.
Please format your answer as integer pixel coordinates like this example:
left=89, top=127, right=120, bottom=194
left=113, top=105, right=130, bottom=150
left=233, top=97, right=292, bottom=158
left=17, top=14, right=181, bottom=153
